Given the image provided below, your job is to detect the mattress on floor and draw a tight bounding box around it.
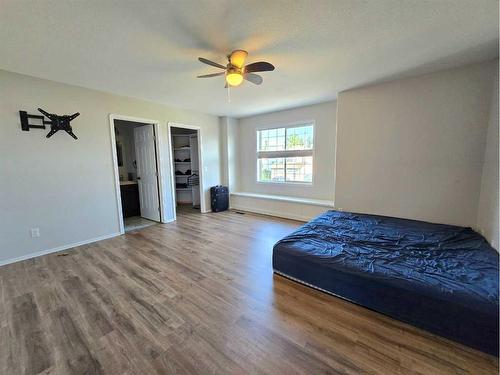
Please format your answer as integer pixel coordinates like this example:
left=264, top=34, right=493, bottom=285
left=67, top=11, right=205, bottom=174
left=272, top=210, right=499, bottom=356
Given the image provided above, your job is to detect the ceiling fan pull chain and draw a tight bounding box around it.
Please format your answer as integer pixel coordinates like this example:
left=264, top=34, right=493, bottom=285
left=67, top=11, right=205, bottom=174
left=227, top=86, right=231, bottom=103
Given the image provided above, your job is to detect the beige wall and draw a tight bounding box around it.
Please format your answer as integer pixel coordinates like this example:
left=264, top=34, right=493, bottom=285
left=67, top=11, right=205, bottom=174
left=477, top=61, right=499, bottom=248
left=335, top=60, right=496, bottom=229
left=237, top=101, right=337, bottom=200
left=0, top=70, right=221, bottom=264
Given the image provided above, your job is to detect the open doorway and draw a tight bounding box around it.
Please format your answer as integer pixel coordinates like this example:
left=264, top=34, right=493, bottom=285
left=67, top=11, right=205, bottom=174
left=111, top=117, right=163, bottom=232
left=168, top=124, right=203, bottom=218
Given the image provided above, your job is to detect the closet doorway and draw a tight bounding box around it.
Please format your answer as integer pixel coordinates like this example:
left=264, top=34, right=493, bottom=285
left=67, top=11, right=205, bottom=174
left=167, top=123, right=204, bottom=219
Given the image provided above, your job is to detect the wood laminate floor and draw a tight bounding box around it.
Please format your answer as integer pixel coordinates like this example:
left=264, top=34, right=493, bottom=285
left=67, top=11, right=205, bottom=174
left=0, top=208, right=498, bottom=374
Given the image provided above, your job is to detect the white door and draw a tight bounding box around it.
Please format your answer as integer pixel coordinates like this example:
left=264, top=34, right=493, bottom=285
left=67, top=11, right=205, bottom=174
left=134, top=125, right=161, bottom=221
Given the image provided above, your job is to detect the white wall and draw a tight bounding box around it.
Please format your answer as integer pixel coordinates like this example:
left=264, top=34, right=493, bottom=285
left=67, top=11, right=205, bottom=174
left=335, top=60, right=496, bottom=228
left=0, top=69, right=221, bottom=264
left=226, top=117, right=240, bottom=193
left=477, top=61, right=499, bottom=249
left=220, top=118, right=229, bottom=187
left=230, top=193, right=333, bottom=222
left=220, top=116, right=240, bottom=193
left=237, top=101, right=337, bottom=200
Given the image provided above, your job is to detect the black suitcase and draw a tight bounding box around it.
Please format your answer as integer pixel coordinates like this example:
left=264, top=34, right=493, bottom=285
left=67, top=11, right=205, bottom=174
left=210, top=185, right=229, bottom=212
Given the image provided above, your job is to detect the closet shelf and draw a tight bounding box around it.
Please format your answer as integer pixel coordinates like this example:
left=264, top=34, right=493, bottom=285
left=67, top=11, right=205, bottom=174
left=171, top=131, right=199, bottom=207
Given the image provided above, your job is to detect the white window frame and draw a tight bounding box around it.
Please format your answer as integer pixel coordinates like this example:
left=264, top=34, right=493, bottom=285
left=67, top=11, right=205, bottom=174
left=256, top=121, right=315, bottom=185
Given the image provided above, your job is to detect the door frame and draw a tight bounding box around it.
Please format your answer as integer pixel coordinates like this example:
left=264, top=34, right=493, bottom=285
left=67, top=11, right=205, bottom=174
left=109, top=114, right=165, bottom=234
left=167, top=122, right=206, bottom=220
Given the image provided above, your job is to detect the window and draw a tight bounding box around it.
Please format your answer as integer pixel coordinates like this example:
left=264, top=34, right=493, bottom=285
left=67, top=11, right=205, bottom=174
left=257, top=124, right=313, bottom=183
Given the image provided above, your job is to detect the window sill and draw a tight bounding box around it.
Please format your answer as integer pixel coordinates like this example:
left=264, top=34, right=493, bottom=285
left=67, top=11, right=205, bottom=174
left=230, top=192, right=334, bottom=207
left=256, top=181, right=313, bottom=187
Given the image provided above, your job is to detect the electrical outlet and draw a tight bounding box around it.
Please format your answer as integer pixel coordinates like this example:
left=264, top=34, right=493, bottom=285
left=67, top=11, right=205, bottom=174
left=30, top=227, right=40, bottom=238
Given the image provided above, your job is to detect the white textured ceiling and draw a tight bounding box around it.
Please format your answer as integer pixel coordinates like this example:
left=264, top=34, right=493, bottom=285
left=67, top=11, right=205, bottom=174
left=0, top=0, right=498, bottom=117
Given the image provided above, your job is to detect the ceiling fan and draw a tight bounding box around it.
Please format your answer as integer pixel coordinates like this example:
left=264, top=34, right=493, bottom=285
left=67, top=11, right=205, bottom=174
left=197, top=50, right=275, bottom=87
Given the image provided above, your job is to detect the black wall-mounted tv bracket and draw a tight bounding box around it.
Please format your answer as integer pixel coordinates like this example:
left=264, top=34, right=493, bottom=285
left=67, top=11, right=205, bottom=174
left=20, top=108, right=80, bottom=139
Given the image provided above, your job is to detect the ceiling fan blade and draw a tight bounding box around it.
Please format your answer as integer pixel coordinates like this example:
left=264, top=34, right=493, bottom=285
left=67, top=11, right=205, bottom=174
left=197, top=72, right=225, bottom=78
left=244, top=73, right=263, bottom=85
left=244, top=61, right=275, bottom=73
left=198, top=57, right=226, bottom=69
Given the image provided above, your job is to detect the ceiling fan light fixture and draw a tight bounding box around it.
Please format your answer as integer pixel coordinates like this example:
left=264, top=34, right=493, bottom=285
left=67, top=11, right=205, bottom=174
left=229, top=50, right=248, bottom=68
left=198, top=51, right=274, bottom=88
left=226, top=70, right=243, bottom=87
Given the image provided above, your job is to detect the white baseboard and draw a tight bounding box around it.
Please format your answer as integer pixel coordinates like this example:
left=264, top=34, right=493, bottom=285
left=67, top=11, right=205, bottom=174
left=230, top=204, right=311, bottom=222
left=0, top=232, right=121, bottom=267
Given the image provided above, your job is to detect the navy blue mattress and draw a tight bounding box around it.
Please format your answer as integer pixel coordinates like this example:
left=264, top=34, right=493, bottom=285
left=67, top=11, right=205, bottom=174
left=273, top=210, right=499, bottom=355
